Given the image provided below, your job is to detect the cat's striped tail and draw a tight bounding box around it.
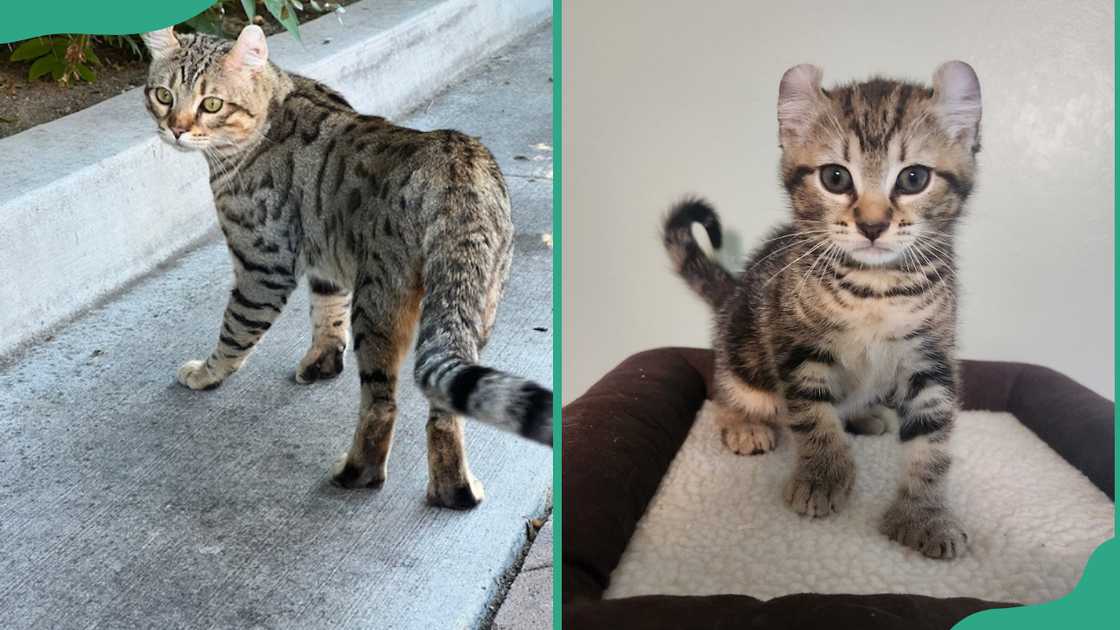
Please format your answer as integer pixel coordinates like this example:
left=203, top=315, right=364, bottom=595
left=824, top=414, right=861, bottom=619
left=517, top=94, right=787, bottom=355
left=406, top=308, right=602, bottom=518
left=414, top=338, right=553, bottom=447
left=663, top=198, right=736, bottom=309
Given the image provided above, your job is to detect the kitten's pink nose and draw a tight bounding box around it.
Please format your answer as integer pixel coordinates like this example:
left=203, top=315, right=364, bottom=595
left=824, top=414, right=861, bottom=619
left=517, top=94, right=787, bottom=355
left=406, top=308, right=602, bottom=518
left=170, top=126, right=188, bottom=139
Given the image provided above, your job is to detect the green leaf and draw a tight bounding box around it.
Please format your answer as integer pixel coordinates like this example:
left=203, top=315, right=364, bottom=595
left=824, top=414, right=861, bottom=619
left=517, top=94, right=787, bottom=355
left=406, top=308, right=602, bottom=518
left=265, top=0, right=302, bottom=43
left=50, top=62, right=64, bottom=82
left=27, top=54, right=57, bottom=80
left=10, top=38, right=49, bottom=62
left=185, top=12, right=223, bottom=36
left=240, top=0, right=257, bottom=20
left=75, top=63, right=95, bottom=82
left=85, top=46, right=101, bottom=66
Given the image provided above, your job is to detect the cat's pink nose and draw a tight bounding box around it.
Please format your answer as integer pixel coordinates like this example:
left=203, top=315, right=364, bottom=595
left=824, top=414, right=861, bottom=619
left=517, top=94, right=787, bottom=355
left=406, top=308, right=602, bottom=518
left=170, top=126, right=188, bottom=139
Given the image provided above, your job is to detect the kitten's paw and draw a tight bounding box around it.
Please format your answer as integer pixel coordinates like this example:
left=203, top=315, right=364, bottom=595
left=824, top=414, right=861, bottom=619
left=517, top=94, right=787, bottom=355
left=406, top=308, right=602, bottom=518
left=427, top=475, right=486, bottom=510
left=176, top=359, right=224, bottom=391
left=845, top=406, right=895, bottom=436
left=296, top=342, right=346, bottom=384
left=328, top=453, right=386, bottom=489
left=783, top=453, right=855, bottom=517
left=721, top=423, right=777, bottom=455
left=880, top=499, right=969, bottom=559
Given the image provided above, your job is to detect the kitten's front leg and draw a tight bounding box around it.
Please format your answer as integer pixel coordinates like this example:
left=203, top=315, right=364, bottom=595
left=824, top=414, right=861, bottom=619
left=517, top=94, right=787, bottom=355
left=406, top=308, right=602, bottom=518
left=880, top=358, right=968, bottom=559
left=780, top=346, right=855, bottom=517
left=178, top=272, right=295, bottom=390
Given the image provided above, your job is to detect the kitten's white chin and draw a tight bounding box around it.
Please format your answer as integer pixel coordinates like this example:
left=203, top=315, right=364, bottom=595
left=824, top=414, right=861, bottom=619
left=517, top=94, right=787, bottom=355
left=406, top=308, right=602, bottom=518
left=846, top=245, right=900, bottom=266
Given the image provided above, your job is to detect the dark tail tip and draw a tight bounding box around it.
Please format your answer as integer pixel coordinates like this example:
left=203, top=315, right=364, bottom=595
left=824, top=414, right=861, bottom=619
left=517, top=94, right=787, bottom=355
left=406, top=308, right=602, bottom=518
left=520, top=383, right=553, bottom=447
left=664, top=197, right=723, bottom=250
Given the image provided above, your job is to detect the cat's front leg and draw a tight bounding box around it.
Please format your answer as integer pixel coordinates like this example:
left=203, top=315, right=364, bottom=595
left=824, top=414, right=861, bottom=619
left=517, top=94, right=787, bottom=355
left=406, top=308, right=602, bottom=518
left=296, top=277, right=351, bottom=383
left=880, top=357, right=968, bottom=559
left=780, top=346, right=855, bottom=517
left=178, top=271, right=295, bottom=390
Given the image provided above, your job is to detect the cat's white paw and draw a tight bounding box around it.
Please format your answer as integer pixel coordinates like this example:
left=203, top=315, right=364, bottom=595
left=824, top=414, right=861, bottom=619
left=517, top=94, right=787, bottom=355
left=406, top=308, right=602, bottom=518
left=177, top=359, right=224, bottom=390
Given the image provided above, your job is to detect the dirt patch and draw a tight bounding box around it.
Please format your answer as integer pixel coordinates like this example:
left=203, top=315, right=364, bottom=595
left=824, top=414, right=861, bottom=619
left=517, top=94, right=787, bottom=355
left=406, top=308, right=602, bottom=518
left=0, top=46, right=148, bottom=139
left=0, top=1, right=358, bottom=140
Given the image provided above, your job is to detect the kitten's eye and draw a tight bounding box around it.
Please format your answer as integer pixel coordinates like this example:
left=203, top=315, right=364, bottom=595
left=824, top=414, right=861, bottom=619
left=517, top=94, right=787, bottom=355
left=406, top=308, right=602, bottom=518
left=819, top=164, right=853, bottom=194
left=895, top=165, right=931, bottom=194
left=153, top=87, right=173, bottom=105
left=200, top=96, right=224, bottom=113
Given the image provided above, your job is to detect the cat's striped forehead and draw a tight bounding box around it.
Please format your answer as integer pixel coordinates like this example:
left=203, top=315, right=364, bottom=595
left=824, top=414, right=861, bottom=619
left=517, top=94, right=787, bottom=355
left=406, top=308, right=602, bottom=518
left=146, top=33, right=234, bottom=89
left=824, top=79, right=935, bottom=156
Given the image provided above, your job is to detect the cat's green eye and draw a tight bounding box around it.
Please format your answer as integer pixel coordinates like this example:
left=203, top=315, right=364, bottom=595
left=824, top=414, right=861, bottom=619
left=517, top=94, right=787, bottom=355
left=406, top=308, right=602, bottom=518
left=153, top=87, right=173, bottom=105
left=895, top=165, right=931, bottom=194
left=819, top=164, right=853, bottom=194
left=200, top=97, right=224, bottom=114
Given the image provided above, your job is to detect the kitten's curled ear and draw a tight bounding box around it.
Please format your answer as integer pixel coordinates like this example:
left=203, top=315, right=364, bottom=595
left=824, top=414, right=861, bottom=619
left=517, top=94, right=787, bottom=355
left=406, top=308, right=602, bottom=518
left=777, top=64, right=824, bottom=146
left=932, top=61, right=982, bottom=151
left=141, top=27, right=180, bottom=61
left=225, top=25, right=269, bottom=75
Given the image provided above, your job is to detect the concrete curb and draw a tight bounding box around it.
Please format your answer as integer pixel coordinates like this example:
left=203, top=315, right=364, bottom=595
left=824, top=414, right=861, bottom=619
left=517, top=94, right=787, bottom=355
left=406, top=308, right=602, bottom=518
left=0, top=0, right=549, bottom=355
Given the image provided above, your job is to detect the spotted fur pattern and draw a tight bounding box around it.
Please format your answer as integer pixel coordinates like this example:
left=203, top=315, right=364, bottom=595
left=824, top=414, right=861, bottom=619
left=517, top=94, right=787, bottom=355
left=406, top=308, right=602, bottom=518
left=142, top=26, right=551, bottom=509
left=663, top=62, right=981, bottom=558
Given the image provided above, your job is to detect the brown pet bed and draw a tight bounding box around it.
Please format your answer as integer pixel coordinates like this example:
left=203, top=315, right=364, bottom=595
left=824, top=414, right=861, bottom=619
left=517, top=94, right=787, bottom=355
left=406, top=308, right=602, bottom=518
left=562, top=347, right=1114, bottom=629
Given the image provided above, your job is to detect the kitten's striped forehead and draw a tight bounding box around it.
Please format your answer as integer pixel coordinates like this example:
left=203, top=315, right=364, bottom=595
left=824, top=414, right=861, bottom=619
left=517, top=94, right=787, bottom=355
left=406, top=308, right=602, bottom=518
left=827, top=78, right=934, bottom=157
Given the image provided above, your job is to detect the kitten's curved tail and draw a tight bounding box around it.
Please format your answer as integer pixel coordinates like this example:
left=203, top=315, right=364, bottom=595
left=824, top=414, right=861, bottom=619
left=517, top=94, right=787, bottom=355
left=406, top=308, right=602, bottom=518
left=662, top=198, right=736, bottom=309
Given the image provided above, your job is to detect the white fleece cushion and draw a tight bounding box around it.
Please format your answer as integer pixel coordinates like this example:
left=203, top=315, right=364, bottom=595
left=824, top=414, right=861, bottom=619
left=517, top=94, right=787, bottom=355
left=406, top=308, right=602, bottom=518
left=605, top=404, right=1113, bottom=604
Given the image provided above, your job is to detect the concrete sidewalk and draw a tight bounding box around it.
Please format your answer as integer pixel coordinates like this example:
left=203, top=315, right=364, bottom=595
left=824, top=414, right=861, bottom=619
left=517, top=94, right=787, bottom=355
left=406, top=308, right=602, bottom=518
left=0, top=23, right=552, bottom=630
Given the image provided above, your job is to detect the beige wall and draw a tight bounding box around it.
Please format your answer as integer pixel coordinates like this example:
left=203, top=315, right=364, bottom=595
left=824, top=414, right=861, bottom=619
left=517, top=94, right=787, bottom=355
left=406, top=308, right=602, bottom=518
left=562, top=0, right=1114, bottom=401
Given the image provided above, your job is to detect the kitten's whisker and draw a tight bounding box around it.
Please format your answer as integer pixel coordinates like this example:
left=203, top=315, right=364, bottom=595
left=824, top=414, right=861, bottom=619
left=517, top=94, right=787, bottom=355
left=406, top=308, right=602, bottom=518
left=795, top=242, right=831, bottom=295
left=764, top=238, right=830, bottom=287
left=749, top=236, right=823, bottom=268
left=757, top=229, right=833, bottom=244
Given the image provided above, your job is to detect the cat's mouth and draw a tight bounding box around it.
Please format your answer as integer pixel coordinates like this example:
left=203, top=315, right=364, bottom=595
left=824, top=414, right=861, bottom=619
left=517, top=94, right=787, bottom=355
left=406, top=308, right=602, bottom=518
left=158, top=129, right=203, bottom=152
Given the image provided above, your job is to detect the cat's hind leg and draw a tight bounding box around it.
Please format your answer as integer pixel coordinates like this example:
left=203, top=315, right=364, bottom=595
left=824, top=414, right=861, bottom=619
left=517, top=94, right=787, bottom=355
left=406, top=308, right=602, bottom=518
left=844, top=404, right=896, bottom=436
left=329, top=275, right=422, bottom=489
left=713, top=369, right=781, bottom=455
left=296, top=277, right=351, bottom=384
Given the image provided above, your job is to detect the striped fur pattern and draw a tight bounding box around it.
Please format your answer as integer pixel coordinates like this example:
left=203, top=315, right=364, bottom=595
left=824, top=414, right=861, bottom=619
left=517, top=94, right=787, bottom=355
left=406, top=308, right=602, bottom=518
left=141, top=26, right=551, bottom=510
left=663, top=62, right=981, bottom=558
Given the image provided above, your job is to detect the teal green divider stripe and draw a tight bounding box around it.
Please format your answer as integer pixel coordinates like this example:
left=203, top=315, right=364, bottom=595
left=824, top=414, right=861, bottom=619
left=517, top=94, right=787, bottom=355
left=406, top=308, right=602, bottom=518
left=0, top=1, right=213, bottom=43
left=958, top=2, right=1118, bottom=625
left=955, top=539, right=1117, bottom=628
left=551, top=1, right=562, bottom=629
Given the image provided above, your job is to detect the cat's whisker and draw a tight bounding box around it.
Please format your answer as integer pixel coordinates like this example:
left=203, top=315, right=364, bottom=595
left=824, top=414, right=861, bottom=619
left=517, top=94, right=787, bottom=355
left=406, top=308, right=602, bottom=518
left=749, top=236, right=824, bottom=268
left=795, top=241, right=834, bottom=296
left=757, top=229, right=833, bottom=244
left=764, top=238, right=830, bottom=287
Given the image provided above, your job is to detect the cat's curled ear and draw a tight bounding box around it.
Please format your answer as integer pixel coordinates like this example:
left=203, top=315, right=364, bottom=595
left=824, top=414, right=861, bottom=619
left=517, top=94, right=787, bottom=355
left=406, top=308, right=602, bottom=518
left=225, top=25, right=269, bottom=75
left=141, top=27, right=180, bottom=61
left=932, top=61, right=981, bottom=151
left=777, top=63, right=824, bottom=146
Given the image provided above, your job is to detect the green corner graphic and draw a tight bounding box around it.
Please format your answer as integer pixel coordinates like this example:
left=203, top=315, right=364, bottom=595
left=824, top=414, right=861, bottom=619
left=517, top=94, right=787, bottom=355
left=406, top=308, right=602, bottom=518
left=955, top=538, right=1118, bottom=628
left=0, top=1, right=213, bottom=43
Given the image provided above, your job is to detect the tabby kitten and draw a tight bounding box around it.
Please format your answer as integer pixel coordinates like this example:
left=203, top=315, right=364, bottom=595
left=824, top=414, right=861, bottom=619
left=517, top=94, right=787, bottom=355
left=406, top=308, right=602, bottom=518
left=664, top=62, right=981, bottom=558
left=140, top=25, right=551, bottom=509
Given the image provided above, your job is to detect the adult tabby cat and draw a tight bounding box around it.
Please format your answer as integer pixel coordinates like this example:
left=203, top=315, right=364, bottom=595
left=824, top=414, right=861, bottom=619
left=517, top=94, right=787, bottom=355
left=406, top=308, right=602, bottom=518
left=664, top=62, right=980, bottom=558
left=140, top=25, right=551, bottom=509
